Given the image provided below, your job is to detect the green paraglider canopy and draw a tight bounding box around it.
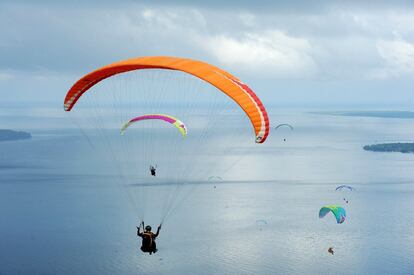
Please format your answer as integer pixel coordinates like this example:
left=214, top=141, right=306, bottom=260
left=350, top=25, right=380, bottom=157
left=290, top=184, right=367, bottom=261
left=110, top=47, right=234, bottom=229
left=319, top=205, right=346, bottom=224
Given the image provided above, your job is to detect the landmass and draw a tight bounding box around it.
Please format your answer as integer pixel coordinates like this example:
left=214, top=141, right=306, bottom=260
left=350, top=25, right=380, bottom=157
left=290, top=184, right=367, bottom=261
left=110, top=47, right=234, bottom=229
left=363, top=143, right=414, bottom=153
left=312, top=111, right=414, bottom=119
left=0, top=129, right=31, bottom=142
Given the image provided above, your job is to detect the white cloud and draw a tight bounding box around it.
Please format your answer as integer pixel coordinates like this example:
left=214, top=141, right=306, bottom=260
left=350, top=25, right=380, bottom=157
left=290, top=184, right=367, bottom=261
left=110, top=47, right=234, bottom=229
left=140, top=7, right=207, bottom=31
left=374, top=38, right=414, bottom=78
left=1, top=0, right=414, bottom=109
left=201, top=31, right=317, bottom=77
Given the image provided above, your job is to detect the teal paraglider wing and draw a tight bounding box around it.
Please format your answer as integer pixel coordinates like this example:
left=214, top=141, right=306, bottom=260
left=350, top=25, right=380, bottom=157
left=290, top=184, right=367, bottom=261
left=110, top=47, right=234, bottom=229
left=319, top=205, right=346, bottom=224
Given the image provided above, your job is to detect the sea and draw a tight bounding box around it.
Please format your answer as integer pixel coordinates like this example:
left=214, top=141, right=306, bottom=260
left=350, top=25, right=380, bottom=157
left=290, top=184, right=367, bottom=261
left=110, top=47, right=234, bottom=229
left=1, top=107, right=414, bottom=275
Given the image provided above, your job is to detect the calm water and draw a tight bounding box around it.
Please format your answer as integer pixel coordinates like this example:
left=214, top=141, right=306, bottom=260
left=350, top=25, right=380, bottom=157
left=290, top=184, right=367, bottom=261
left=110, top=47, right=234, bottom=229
left=1, top=109, right=414, bottom=275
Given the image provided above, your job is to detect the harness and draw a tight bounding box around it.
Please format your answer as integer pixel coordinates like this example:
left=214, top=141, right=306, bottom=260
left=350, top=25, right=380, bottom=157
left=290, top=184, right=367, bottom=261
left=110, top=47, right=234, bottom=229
left=142, top=232, right=153, bottom=248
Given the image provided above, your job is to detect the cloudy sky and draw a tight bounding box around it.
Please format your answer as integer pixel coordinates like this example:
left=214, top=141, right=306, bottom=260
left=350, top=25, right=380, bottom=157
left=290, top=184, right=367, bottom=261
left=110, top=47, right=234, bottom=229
left=1, top=0, right=413, bottom=108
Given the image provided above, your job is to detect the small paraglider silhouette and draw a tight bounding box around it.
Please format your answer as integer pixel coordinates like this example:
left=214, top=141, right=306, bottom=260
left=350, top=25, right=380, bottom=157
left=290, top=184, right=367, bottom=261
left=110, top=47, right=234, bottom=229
left=336, top=185, right=354, bottom=203
left=274, top=124, right=293, bottom=131
left=209, top=176, right=222, bottom=189
left=150, top=165, right=157, bottom=176
left=256, top=219, right=268, bottom=231
left=335, top=185, right=355, bottom=191
left=208, top=176, right=223, bottom=181
left=328, top=247, right=334, bottom=255
left=274, top=124, right=293, bottom=142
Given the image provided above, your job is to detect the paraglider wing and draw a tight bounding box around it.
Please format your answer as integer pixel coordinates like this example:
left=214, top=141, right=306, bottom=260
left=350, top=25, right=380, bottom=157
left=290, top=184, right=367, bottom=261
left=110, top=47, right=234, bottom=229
left=335, top=185, right=355, bottom=191
left=120, top=114, right=187, bottom=137
left=319, top=205, right=346, bottom=224
left=256, top=219, right=268, bottom=225
left=64, top=56, right=269, bottom=143
left=208, top=176, right=223, bottom=181
left=274, top=123, right=294, bottom=130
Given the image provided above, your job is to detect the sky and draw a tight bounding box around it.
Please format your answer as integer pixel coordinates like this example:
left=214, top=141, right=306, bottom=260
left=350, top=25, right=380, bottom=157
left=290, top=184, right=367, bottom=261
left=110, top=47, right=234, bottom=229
left=0, top=0, right=413, bottom=108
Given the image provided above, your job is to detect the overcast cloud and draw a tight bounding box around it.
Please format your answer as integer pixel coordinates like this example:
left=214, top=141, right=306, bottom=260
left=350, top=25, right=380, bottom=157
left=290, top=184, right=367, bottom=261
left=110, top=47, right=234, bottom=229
left=1, top=0, right=413, bottom=107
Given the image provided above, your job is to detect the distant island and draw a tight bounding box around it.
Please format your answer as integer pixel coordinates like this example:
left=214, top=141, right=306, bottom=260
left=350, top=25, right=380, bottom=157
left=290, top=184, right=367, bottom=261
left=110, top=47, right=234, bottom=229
left=363, top=143, right=414, bottom=153
left=312, top=111, right=414, bottom=119
left=0, top=129, right=31, bottom=142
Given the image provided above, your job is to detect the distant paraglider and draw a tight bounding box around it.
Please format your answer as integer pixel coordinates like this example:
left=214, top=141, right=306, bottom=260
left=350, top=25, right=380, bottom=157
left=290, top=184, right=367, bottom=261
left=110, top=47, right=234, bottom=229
left=256, top=219, right=268, bottom=225
left=335, top=185, right=355, bottom=191
left=336, top=185, right=355, bottom=203
left=274, top=124, right=294, bottom=131
left=274, top=124, right=293, bottom=141
left=328, top=247, right=334, bottom=255
left=319, top=205, right=346, bottom=224
left=256, top=219, right=268, bottom=230
left=121, top=114, right=187, bottom=137
left=209, top=176, right=222, bottom=189
left=150, top=165, right=157, bottom=177
left=208, top=176, right=223, bottom=181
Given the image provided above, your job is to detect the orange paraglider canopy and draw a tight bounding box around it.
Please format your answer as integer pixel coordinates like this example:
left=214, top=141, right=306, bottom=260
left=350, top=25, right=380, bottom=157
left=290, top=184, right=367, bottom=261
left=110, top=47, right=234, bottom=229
left=64, top=56, right=269, bottom=143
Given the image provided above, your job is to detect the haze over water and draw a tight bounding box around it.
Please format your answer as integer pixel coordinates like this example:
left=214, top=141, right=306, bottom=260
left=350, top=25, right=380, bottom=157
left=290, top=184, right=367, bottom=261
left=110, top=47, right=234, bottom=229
left=1, top=108, right=414, bottom=275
